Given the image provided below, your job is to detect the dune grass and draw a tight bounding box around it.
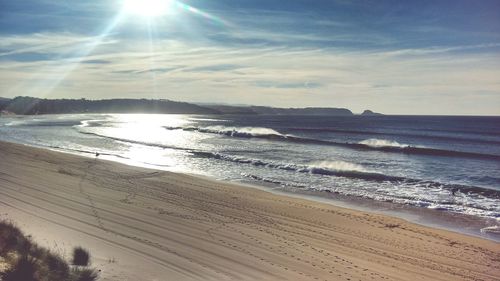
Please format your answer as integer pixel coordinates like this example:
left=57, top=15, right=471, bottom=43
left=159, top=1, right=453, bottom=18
left=72, top=247, right=90, bottom=266
left=0, top=220, right=99, bottom=281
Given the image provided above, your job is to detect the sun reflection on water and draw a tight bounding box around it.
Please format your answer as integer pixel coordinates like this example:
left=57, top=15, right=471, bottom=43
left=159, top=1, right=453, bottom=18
left=91, top=114, right=210, bottom=174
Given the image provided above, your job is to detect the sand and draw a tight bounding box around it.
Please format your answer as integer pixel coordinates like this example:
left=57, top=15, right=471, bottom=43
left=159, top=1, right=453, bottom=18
left=0, top=141, right=498, bottom=281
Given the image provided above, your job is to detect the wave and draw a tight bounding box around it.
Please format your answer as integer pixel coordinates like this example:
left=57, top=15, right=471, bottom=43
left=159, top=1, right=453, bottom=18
left=77, top=120, right=108, bottom=128
left=359, top=138, right=409, bottom=148
left=409, top=126, right=500, bottom=137
left=240, top=173, right=307, bottom=188
left=288, top=127, right=500, bottom=145
left=352, top=140, right=500, bottom=161
left=480, top=226, right=500, bottom=234
left=164, top=125, right=285, bottom=138
left=191, top=151, right=500, bottom=200
left=164, top=126, right=500, bottom=161
left=309, top=160, right=368, bottom=173
left=192, top=152, right=377, bottom=176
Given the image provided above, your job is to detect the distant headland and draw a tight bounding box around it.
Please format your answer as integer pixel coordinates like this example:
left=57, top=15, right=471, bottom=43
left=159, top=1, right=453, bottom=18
left=361, top=110, right=384, bottom=116
left=0, top=96, right=382, bottom=116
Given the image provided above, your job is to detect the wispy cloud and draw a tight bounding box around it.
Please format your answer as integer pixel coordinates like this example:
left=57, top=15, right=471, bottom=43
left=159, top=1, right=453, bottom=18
left=81, top=59, right=111, bottom=64
left=185, top=64, right=245, bottom=72
left=253, top=81, right=323, bottom=89
left=1, top=31, right=499, bottom=114
left=377, top=43, right=500, bottom=57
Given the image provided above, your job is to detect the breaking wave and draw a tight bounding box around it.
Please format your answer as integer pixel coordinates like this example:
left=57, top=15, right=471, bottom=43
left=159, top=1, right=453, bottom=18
left=288, top=127, right=500, bottom=145
left=480, top=226, right=500, bottom=234
left=164, top=125, right=285, bottom=138
left=191, top=151, right=500, bottom=200
left=359, top=138, right=409, bottom=148
left=164, top=125, right=500, bottom=161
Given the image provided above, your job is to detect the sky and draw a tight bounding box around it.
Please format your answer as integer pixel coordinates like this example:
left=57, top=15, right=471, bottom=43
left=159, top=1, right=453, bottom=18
left=1, top=0, right=499, bottom=115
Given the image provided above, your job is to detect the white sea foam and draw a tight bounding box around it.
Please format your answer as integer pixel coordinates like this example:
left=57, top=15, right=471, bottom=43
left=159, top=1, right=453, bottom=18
left=359, top=138, right=409, bottom=148
left=176, top=125, right=285, bottom=138
left=77, top=120, right=91, bottom=128
left=204, top=126, right=283, bottom=136
left=480, top=225, right=500, bottom=234
left=308, top=160, right=370, bottom=173
left=76, top=119, right=106, bottom=128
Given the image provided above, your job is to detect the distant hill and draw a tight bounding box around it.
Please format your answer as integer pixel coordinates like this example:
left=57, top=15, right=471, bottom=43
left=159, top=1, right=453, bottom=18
left=0, top=96, right=219, bottom=115
left=252, top=106, right=353, bottom=115
left=0, top=96, right=379, bottom=116
left=203, top=105, right=354, bottom=116
left=203, top=105, right=258, bottom=115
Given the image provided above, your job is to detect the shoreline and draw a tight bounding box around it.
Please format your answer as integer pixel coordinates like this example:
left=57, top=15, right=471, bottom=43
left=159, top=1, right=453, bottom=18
left=233, top=179, right=500, bottom=242
left=36, top=140, right=500, bottom=242
left=0, top=141, right=499, bottom=280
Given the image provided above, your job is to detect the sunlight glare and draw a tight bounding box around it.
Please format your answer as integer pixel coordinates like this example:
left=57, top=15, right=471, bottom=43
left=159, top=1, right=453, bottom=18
left=123, top=0, right=172, bottom=18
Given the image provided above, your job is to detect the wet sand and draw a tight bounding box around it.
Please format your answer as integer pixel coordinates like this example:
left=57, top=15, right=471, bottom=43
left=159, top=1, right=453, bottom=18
left=0, top=141, right=499, bottom=280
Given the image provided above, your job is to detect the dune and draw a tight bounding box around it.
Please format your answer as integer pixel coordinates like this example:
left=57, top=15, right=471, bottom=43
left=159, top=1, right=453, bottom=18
left=0, top=141, right=498, bottom=281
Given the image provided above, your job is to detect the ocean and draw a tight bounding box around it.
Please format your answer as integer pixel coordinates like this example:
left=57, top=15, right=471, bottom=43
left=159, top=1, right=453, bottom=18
left=1, top=113, right=499, bottom=235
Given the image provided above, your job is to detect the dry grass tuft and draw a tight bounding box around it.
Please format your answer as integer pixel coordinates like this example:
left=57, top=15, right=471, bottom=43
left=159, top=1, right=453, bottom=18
left=72, top=247, right=90, bottom=266
left=0, top=220, right=99, bottom=281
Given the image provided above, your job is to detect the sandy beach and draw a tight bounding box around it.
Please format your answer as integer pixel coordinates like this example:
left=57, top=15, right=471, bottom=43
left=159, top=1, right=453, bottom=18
left=0, top=141, right=498, bottom=281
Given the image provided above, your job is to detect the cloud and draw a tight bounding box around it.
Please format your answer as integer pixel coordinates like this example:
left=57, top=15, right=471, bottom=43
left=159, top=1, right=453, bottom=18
left=0, top=31, right=499, bottom=115
left=0, top=33, right=113, bottom=57
left=185, top=64, right=245, bottom=72
left=377, top=43, right=500, bottom=57
left=113, top=67, right=181, bottom=74
left=253, top=81, right=322, bottom=89
left=81, top=59, right=111, bottom=64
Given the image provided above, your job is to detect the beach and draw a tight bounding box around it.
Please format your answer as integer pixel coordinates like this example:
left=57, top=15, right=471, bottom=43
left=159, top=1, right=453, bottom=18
left=0, top=141, right=499, bottom=281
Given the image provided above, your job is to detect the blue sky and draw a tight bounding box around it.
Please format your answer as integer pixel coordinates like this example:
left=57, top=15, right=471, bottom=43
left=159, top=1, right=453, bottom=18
left=1, top=0, right=499, bottom=114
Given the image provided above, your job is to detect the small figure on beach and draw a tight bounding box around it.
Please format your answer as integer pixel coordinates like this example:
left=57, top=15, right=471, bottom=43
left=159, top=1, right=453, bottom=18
left=95, top=152, right=100, bottom=158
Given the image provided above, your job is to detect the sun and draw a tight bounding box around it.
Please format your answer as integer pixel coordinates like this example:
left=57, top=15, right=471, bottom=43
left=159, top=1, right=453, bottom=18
left=122, top=0, right=172, bottom=18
